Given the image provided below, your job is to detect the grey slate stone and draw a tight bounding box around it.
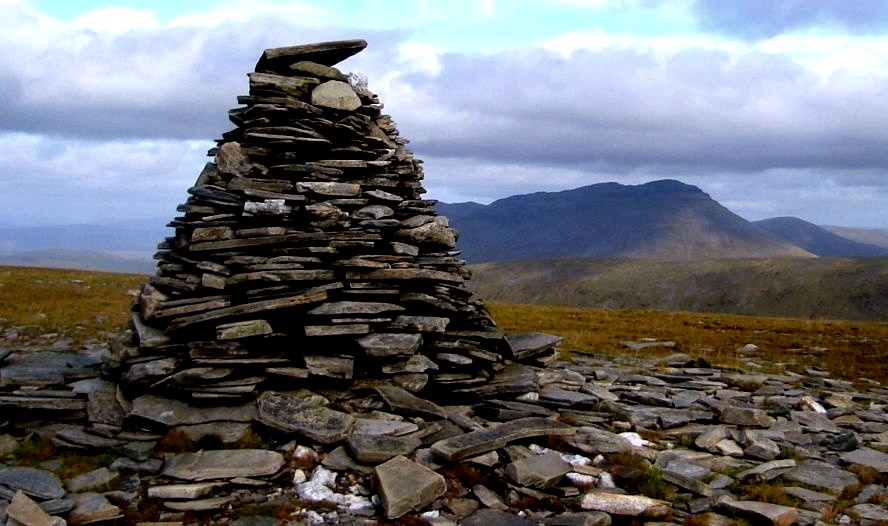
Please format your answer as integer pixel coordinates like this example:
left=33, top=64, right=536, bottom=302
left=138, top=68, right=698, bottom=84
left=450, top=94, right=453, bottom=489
left=545, top=511, right=612, bottom=526
left=737, top=459, right=797, bottom=481
left=783, top=459, right=860, bottom=496
left=717, top=499, right=798, bottom=526
left=374, top=455, right=446, bottom=519
left=719, top=406, right=775, bottom=427
left=506, top=332, right=564, bottom=361
left=375, top=384, right=447, bottom=419
left=504, top=452, right=571, bottom=488
left=257, top=391, right=355, bottom=444
left=130, top=394, right=256, bottom=426
left=431, top=417, right=574, bottom=462
left=840, top=447, right=888, bottom=473
left=345, top=433, right=422, bottom=464
left=580, top=491, right=671, bottom=518
left=0, top=467, right=65, bottom=501
left=356, top=333, right=423, bottom=357
left=461, top=508, right=535, bottom=526
left=162, top=449, right=284, bottom=481
left=567, top=427, right=633, bottom=455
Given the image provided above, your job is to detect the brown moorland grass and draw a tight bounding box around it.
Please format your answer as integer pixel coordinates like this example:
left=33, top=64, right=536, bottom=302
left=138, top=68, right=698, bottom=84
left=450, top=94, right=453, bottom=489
left=0, top=265, right=145, bottom=346
left=489, top=302, right=888, bottom=383
left=1, top=266, right=885, bottom=383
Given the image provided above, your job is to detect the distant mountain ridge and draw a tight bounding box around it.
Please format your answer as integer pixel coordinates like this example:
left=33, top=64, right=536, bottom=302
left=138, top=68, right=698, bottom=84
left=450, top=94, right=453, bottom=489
left=0, top=180, right=884, bottom=275
left=438, top=180, right=813, bottom=262
left=755, top=217, right=888, bottom=257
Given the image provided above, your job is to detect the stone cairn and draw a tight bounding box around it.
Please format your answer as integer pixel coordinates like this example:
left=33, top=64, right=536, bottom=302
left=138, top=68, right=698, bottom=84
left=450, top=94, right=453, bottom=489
left=125, top=39, right=537, bottom=405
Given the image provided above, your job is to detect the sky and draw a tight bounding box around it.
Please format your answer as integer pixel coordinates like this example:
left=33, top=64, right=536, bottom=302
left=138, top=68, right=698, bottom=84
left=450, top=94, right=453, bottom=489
left=3, top=0, right=888, bottom=228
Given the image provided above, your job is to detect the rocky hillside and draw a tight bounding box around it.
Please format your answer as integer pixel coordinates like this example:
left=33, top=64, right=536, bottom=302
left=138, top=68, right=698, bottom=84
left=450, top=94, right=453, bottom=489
left=467, top=257, right=888, bottom=321
left=438, top=180, right=813, bottom=262
left=2, top=336, right=887, bottom=525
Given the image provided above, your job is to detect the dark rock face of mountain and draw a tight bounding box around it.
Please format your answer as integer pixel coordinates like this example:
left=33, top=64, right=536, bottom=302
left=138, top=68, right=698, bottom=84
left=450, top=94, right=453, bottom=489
left=756, top=217, right=888, bottom=257
left=438, top=180, right=811, bottom=262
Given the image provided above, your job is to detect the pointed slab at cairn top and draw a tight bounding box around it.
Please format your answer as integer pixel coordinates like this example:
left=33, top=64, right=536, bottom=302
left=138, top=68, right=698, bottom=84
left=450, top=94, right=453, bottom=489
left=125, top=39, right=512, bottom=403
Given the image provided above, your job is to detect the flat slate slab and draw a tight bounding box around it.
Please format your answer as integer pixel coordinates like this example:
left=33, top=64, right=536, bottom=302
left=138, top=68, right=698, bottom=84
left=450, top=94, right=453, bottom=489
left=345, top=433, right=421, bottom=464
left=130, top=394, right=256, bottom=426
left=783, top=459, right=860, bottom=496
left=162, top=449, right=284, bottom=481
left=431, top=417, right=574, bottom=462
left=840, top=447, right=888, bottom=473
left=580, top=491, right=671, bottom=518
left=257, top=39, right=368, bottom=71
left=257, top=391, right=355, bottom=444
left=718, top=500, right=798, bottom=526
left=0, top=467, right=65, bottom=501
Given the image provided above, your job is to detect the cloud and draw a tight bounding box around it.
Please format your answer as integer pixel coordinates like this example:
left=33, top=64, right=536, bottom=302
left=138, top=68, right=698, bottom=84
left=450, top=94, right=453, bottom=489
left=688, top=0, right=888, bottom=39
left=386, top=45, right=888, bottom=179
left=0, top=1, right=402, bottom=140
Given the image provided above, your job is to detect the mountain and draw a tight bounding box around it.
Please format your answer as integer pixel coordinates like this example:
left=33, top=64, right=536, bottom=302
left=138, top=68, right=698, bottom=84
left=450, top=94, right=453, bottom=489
left=437, top=180, right=812, bottom=262
left=755, top=217, right=888, bottom=257
left=821, top=225, right=888, bottom=250
left=0, top=222, right=166, bottom=273
left=0, top=223, right=165, bottom=255
left=0, top=249, right=154, bottom=274
left=468, top=257, right=888, bottom=321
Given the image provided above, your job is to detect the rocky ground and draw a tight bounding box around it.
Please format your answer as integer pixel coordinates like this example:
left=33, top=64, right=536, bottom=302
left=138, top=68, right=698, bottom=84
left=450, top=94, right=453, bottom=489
left=1, top=329, right=887, bottom=526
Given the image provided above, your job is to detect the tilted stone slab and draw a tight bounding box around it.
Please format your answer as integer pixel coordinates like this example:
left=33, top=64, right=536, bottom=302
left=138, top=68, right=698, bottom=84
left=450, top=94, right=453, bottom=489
left=430, top=417, right=574, bottom=462
left=166, top=289, right=329, bottom=331
left=257, top=391, right=355, bottom=443
left=374, top=455, right=446, bottom=519
left=375, top=384, right=447, bottom=419
left=162, top=449, right=284, bottom=481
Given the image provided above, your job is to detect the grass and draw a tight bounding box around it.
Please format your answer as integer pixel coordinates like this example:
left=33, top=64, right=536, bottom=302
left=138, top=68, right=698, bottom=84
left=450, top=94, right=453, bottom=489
left=1, top=265, right=886, bottom=382
left=0, top=266, right=144, bottom=346
left=489, top=301, right=888, bottom=382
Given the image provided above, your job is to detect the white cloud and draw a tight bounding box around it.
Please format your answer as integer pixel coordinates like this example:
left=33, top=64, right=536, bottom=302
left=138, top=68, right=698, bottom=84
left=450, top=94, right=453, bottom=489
left=72, top=7, right=159, bottom=34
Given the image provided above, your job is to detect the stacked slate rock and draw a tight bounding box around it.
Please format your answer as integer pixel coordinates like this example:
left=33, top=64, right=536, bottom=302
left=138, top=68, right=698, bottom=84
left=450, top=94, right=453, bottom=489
left=122, top=40, right=512, bottom=404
